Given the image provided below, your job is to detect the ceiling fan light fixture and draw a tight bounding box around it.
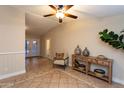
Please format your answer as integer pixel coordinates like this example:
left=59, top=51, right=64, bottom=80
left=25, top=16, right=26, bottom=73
left=56, top=10, right=64, bottom=19
left=44, top=5, right=77, bottom=23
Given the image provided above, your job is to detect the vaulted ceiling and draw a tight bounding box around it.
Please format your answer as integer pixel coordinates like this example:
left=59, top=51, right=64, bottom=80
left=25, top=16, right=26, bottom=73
left=14, top=5, right=124, bottom=36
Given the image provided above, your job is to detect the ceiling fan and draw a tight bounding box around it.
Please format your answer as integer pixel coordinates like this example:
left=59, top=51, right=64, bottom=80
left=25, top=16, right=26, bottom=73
left=43, top=5, right=78, bottom=23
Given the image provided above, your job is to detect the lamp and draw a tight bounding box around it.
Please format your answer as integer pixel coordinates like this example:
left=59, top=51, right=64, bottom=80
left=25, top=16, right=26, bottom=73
left=56, top=10, right=64, bottom=19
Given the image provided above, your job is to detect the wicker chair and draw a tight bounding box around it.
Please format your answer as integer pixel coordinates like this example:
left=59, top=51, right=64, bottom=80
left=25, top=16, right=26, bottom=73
left=53, top=53, right=69, bottom=70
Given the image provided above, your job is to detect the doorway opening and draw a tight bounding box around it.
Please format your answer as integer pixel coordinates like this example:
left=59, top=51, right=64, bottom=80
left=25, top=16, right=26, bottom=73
left=25, top=39, right=40, bottom=58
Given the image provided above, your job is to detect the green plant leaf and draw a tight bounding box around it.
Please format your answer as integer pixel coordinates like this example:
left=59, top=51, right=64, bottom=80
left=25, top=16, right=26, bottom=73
left=113, top=34, right=118, bottom=40
left=120, top=43, right=124, bottom=48
left=99, top=32, right=103, bottom=35
left=119, top=35, right=123, bottom=42
left=120, top=30, right=124, bottom=33
left=102, top=33, right=111, bottom=40
left=103, top=29, right=108, bottom=33
left=99, top=29, right=124, bottom=50
left=100, top=36, right=105, bottom=41
left=108, top=31, right=114, bottom=37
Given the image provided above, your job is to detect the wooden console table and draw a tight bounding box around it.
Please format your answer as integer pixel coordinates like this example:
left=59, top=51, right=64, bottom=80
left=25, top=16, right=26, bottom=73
left=72, top=54, right=113, bottom=84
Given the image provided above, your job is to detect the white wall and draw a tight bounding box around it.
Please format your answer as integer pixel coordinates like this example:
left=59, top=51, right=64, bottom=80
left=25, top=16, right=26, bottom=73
left=0, top=6, right=25, bottom=79
left=41, top=15, right=124, bottom=84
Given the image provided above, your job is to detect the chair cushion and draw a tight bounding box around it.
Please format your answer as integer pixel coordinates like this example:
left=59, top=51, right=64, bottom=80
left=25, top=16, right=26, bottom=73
left=56, top=53, right=64, bottom=59
left=54, top=60, right=65, bottom=65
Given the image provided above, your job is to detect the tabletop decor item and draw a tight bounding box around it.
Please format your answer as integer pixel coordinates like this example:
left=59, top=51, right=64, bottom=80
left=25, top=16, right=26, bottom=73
left=74, top=45, right=82, bottom=55
left=94, top=69, right=105, bottom=77
left=82, top=47, right=90, bottom=56
left=97, top=55, right=107, bottom=60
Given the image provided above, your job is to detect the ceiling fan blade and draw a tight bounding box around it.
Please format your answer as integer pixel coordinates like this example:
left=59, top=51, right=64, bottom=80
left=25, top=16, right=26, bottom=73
left=49, top=5, right=57, bottom=11
left=43, top=14, right=55, bottom=17
left=65, top=13, right=78, bottom=19
left=59, top=18, right=62, bottom=23
left=64, top=5, right=73, bottom=11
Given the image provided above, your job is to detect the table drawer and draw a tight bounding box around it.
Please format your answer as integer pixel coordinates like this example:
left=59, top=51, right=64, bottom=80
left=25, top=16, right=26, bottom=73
left=103, top=61, right=109, bottom=66
left=97, top=60, right=104, bottom=65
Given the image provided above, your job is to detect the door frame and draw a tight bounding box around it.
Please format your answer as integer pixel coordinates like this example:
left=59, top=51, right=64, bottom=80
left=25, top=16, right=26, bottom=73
left=25, top=38, right=40, bottom=58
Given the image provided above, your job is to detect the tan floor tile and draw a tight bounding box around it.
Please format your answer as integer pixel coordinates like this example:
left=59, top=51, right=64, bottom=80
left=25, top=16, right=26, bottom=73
left=78, top=83, right=93, bottom=88
left=0, top=57, right=124, bottom=88
left=68, top=84, right=78, bottom=88
left=29, top=81, right=41, bottom=88
left=38, top=83, right=49, bottom=88
left=59, top=80, right=68, bottom=83
left=49, top=82, right=58, bottom=88
left=31, top=77, right=43, bottom=82
left=59, top=83, right=68, bottom=88
left=14, top=82, right=30, bottom=88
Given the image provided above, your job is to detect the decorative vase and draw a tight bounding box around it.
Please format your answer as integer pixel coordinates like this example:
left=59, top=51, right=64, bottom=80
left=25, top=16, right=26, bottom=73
left=82, top=47, right=90, bottom=56
left=74, top=45, right=82, bottom=55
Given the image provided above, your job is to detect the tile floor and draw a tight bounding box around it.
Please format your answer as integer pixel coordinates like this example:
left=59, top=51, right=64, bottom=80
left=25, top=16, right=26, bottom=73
left=0, top=57, right=124, bottom=88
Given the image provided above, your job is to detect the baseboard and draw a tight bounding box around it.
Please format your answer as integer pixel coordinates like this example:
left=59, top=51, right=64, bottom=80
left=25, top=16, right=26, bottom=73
left=0, top=70, right=26, bottom=80
left=113, top=77, right=124, bottom=85
left=0, top=51, right=25, bottom=55
left=26, top=56, right=42, bottom=58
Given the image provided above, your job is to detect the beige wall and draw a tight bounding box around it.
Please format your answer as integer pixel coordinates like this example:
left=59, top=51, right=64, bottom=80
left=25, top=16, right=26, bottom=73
left=41, top=15, right=124, bottom=84
left=26, top=33, right=41, bottom=39
left=26, top=34, right=41, bottom=56
left=0, top=6, right=25, bottom=79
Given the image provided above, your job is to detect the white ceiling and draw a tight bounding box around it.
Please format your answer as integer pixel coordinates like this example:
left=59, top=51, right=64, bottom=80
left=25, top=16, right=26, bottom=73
left=13, top=5, right=124, bottom=36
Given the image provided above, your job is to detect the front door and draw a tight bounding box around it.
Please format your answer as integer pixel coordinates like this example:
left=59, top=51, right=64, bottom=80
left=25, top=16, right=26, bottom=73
left=25, top=39, right=40, bottom=57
